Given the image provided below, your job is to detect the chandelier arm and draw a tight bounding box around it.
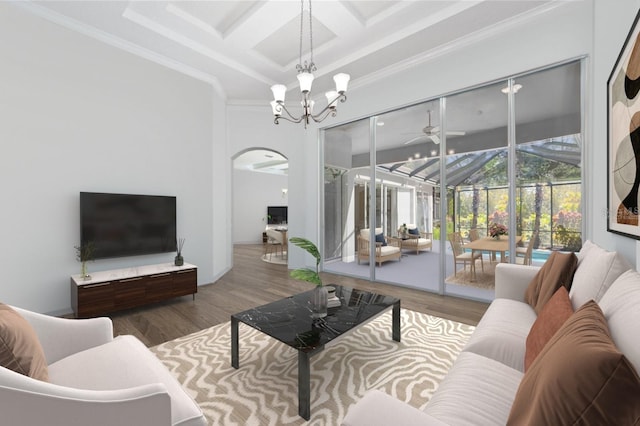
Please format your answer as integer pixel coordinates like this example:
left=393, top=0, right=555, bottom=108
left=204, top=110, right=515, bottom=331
left=310, top=107, right=338, bottom=124
left=274, top=102, right=304, bottom=124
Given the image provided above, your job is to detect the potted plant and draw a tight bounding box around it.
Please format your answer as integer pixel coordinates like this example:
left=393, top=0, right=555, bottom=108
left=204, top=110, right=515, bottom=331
left=75, top=241, right=95, bottom=279
left=289, top=237, right=327, bottom=318
left=488, top=222, right=508, bottom=240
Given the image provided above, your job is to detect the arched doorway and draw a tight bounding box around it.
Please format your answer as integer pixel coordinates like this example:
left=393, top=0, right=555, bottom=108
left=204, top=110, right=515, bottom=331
left=232, top=148, right=289, bottom=264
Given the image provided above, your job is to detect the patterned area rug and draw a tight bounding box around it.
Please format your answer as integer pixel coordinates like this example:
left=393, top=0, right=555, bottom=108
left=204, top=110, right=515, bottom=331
left=151, top=309, right=475, bottom=426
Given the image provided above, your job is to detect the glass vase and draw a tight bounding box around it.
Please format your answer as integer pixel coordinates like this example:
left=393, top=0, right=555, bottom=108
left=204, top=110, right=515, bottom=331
left=310, top=285, right=328, bottom=318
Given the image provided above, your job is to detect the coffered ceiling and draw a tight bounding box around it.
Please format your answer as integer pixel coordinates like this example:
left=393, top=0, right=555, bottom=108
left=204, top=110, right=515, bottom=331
left=21, top=1, right=558, bottom=103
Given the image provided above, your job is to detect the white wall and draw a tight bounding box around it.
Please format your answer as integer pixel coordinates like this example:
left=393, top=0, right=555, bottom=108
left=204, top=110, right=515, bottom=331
left=232, top=169, right=288, bottom=244
left=592, top=0, right=640, bottom=266
left=0, top=4, right=216, bottom=314
left=226, top=105, right=307, bottom=267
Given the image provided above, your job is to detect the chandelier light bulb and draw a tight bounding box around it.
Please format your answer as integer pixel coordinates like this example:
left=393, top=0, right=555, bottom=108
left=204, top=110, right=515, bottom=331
left=333, top=73, right=350, bottom=93
left=271, top=84, right=287, bottom=103
left=297, top=72, right=314, bottom=93
left=325, top=91, right=338, bottom=108
left=270, top=100, right=281, bottom=116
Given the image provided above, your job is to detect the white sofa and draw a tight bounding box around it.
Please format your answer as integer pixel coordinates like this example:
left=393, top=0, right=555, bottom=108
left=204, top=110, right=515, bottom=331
left=0, top=306, right=206, bottom=426
left=343, top=240, right=640, bottom=425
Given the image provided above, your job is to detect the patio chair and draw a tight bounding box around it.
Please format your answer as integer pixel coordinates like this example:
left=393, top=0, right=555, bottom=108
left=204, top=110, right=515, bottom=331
left=357, top=228, right=402, bottom=266
left=449, top=233, right=484, bottom=278
left=516, top=232, right=537, bottom=265
left=400, top=224, right=432, bottom=254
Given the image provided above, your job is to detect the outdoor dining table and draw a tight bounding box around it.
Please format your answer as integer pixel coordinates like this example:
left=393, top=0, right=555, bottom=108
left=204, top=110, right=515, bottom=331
left=465, top=235, right=522, bottom=264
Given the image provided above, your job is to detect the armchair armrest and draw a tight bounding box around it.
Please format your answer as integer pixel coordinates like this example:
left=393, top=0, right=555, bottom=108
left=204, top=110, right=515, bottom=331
left=494, top=263, right=541, bottom=302
left=12, top=306, right=113, bottom=364
left=0, top=374, right=171, bottom=426
left=386, top=236, right=402, bottom=247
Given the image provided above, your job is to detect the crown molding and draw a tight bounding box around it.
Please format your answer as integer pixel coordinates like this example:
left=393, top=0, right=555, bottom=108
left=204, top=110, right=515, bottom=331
left=15, top=1, right=228, bottom=100
left=352, top=1, right=568, bottom=92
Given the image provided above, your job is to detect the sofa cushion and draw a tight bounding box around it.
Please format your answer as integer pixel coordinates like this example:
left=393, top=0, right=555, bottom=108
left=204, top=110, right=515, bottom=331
left=48, top=335, right=204, bottom=426
left=524, top=287, right=573, bottom=371
left=524, top=251, right=577, bottom=314
left=424, top=352, right=523, bottom=426
left=342, top=390, right=449, bottom=426
left=507, top=301, right=640, bottom=425
left=0, top=303, right=49, bottom=381
left=599, top=269, right=640, bottom=374
left=569, top=240, right=630, bottom=310
left=462, top=298, right=536, bottom=372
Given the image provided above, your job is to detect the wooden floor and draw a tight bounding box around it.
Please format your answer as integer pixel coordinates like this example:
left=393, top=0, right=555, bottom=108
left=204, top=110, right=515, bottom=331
left=111, top=244, right=489, bottom=347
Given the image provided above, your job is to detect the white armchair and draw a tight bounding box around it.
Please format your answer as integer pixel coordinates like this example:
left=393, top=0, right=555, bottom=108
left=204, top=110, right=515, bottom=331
left=0, top=306, right=206, bottom=426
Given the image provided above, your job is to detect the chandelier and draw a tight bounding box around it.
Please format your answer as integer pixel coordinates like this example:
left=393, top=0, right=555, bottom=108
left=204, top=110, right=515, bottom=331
left=270, top=0, right=350, bottom=128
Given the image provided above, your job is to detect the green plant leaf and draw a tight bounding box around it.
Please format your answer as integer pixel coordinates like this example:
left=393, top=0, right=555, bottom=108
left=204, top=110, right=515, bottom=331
left=289, top=268, right=322, bottom=286
left=288, top=237, right=321, bottom=266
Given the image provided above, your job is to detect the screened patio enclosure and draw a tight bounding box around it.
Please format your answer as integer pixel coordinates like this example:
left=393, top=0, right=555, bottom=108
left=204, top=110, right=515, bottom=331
left=322, top=59, right=584, bottom=303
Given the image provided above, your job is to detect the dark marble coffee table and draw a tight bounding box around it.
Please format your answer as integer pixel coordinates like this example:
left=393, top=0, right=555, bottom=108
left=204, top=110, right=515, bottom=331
left=231, top=285, right=401, bottom=420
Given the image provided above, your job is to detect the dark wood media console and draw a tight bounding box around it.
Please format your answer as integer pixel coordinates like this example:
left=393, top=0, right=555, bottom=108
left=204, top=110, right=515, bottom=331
left=71, top=263, right=197, bottom=318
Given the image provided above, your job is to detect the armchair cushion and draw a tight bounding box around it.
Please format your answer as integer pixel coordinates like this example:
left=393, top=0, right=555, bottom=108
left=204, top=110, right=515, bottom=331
left=408, top=227, right=419, bottom=236
left=0, top=304, right=48, bottom=381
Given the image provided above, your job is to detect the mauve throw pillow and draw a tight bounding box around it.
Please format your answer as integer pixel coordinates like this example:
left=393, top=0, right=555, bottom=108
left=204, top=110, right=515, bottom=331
left=524, top=287, right=573, bottom=371
left=524, top=251, right=577, bottom=314
left=0, top=304, right=49, bottom=381
left=507, top=301, right=640, bottom=425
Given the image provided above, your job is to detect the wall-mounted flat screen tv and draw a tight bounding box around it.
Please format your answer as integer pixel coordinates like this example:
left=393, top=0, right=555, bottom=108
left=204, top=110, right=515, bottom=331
left=80, top=192, right=177, bottom=259
left=267, top=206, right=288, bottom=224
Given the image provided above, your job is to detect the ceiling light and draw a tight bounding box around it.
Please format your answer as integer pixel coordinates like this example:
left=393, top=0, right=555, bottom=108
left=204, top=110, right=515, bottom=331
left=270, top=0, right=350, bottom=129
left=377, top=121, right=385, bottom=126
left=501, top=83, right=522, bottom=94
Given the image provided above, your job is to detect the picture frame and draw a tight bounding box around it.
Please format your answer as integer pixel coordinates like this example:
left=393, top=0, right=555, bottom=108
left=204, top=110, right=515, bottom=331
left=607, top=8, right=640, bottom=239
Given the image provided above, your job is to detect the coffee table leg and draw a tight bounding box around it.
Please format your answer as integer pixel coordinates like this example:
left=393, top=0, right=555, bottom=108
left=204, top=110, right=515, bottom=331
left=392, top=301, right=401, bottom=342
left=298, top=351, right=311, bottom=420
left=231, top=317, right=239, bottom=369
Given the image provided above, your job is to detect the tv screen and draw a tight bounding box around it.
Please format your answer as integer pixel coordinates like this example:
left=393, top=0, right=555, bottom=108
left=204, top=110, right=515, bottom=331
left=80, top=192, right=177, bottom=259
left=267, top=206, right=288, bottom=225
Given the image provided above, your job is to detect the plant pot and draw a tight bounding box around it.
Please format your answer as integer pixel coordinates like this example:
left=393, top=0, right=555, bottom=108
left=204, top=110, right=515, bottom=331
left=310, top=285, right=328, bottom=318
left=174, top=254, right=184, bottom=266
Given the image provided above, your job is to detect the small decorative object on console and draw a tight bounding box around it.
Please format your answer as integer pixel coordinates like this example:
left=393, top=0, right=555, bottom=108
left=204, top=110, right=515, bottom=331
left=175, top=237, right=185, bottom=266
left=74, top=241, right=95, bottom=280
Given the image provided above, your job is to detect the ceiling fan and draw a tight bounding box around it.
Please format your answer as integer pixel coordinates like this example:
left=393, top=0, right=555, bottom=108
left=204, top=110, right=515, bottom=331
left=403, top=110, right=466, bottom=145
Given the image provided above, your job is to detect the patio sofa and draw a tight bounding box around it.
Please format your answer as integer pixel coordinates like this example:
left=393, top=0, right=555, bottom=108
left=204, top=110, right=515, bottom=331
left=0, top=305, right=207, bottom=426
left=357, top=228, right=402, bottom=266
left=343, top=240, right=640, bottom=425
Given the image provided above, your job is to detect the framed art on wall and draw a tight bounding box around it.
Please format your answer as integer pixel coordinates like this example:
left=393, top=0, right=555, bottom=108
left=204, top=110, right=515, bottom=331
left=608, top=8, right=640, bottom=239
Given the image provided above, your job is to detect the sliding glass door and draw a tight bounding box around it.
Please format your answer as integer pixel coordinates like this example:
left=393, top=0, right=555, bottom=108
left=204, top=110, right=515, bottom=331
left=322, top=59, right=584, bottom=303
